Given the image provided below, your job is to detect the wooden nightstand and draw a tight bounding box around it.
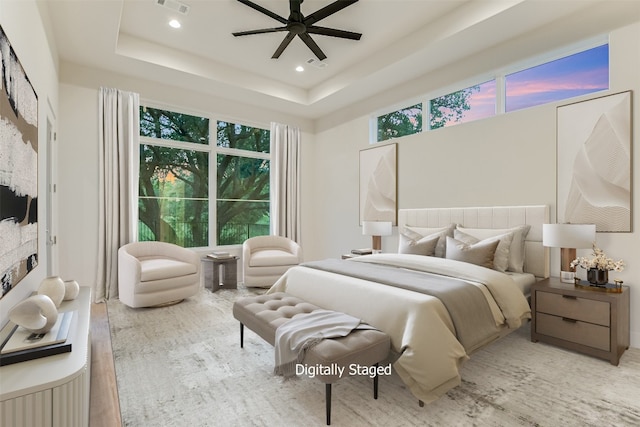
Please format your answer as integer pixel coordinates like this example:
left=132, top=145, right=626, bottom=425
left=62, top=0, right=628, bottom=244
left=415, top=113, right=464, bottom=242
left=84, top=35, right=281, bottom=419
left=531, top=277, right=630, bottom=365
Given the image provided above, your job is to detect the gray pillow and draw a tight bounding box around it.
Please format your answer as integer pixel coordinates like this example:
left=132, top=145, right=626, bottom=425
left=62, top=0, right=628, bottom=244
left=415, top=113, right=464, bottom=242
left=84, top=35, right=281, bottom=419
left=403, top=223, right=456, bottom=257
left=456, top=225, right=531, bottom=273
left=399, top=231, right=440, bottom=256
left=445, top=236, right=500, bottom=269
left=453, top=229, right=514, bottom=272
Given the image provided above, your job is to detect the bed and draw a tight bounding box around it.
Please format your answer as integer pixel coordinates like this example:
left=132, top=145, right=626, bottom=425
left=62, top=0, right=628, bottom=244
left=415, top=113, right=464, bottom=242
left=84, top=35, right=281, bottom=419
left=268, top=205, right=549, bottom=403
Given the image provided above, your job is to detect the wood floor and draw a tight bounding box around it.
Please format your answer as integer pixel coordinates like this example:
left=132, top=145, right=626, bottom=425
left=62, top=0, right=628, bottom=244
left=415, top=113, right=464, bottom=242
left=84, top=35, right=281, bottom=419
left=89, top=302, right=122, bottom=427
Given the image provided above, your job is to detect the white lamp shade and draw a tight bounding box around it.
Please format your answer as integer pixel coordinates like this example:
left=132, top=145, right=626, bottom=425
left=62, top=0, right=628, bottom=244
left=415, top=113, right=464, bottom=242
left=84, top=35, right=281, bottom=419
left=362, top=221, right=392, bottom=236
left=542, top=224, right=596, bottom=248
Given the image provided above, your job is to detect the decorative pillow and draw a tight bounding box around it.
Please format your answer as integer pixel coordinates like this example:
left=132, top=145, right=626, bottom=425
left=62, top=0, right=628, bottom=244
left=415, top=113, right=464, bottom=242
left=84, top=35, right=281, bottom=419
left=453, top=229, right=514, bottom=272
left=398, top=230, right=440, bottom=256
left=456, top=225, right=531, bottom=273
left=445, top=236, right=500, bottom=269
left=403, top=223, right=456, bottom=258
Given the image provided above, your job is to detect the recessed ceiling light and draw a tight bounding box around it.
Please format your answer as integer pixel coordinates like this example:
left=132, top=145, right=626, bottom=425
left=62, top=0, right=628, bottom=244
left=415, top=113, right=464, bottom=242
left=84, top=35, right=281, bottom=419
left=169, top=19, right=181, bottom=29
left=295, top=66, right=304, bottom=72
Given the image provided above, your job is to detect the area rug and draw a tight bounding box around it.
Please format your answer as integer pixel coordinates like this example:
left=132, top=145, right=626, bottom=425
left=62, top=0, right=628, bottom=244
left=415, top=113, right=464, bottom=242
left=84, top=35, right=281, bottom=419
left=108, top=287, right=640, bottom=426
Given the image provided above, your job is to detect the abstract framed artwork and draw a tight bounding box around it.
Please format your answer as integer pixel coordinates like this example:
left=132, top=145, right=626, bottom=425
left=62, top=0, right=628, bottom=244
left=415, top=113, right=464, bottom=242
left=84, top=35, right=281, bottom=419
left=359, top=143, right=397, bottom=225
left=557, top=91, right=632, bottom=232
left=1, top=25, right=39, bottom=299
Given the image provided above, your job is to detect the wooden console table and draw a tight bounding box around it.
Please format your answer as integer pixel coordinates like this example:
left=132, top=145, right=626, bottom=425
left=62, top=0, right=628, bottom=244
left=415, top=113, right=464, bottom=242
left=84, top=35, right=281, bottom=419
left=0, top=286, right=92, bottom=426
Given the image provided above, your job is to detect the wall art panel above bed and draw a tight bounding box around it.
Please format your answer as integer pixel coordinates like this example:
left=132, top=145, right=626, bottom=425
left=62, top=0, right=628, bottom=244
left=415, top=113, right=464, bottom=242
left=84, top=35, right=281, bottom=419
left=359, top=143, right=397, bottom=225
left=557, top=91, right=632, bottom=232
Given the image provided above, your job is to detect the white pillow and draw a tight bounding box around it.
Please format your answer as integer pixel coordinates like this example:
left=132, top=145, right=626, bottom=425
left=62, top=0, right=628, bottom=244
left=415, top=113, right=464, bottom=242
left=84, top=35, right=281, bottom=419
left=403, top=223, right=456, bottom=258
left=456, top=225, right=531, bottom=273
left=445, top=236, right=499, bottom=269
left=453, top=229, right=513, bottom=272
left=398, top=231, right=440, bottom=256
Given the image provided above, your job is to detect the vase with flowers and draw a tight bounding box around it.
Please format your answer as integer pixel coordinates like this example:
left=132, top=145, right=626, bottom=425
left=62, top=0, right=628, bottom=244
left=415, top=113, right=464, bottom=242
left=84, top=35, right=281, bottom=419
left=570, top=244, right=624, bottom=286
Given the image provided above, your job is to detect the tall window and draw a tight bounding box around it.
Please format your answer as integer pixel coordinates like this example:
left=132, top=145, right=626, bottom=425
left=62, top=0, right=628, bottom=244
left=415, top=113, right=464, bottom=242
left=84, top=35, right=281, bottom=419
left=216, top=122, right=270, bottom=245
left=139, top=106, right=270, bottom=247
left=506, top=44, right=609, bottom=112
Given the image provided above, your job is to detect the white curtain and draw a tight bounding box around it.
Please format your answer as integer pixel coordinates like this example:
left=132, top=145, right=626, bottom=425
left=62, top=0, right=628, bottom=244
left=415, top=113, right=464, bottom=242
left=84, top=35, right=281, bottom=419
left=270, top=122, right=302, bottom=243
left=95, top=87, right=140, bottom=302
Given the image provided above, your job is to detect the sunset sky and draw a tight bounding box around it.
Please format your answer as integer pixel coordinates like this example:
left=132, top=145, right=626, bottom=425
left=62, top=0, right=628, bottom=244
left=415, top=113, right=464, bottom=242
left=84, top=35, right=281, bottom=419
left=445, top=44, right=609, bottom=126
left=505, top=44, right=609, bottom=111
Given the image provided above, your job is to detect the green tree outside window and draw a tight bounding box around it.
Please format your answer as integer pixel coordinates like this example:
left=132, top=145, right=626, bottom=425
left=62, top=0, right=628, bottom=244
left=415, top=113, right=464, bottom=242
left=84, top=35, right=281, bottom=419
left=377, top=103, right=422, bottom=142
left=138, top=107, right=270, bottom=247
left=429, top=86, right=480, bottom=130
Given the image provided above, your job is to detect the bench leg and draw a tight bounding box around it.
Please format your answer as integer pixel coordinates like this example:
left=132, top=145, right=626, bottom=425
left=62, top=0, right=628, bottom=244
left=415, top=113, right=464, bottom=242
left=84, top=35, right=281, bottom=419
left=373, top=363, right=379, bottom=399
left=326, top=383, right=332, bottom=425
left=240, top=323, right=244, bottom=348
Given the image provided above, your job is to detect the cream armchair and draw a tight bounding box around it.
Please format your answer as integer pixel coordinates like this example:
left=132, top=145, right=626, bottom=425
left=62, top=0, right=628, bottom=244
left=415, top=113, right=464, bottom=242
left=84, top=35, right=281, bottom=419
left=242, top=236, right=302, bottom=288
left=118, top=241, right=201, bottom=308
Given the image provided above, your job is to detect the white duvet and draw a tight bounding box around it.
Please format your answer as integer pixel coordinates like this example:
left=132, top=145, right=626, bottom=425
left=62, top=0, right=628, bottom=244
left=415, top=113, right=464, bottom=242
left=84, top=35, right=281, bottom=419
left=268, top=253, right=531, bottom=403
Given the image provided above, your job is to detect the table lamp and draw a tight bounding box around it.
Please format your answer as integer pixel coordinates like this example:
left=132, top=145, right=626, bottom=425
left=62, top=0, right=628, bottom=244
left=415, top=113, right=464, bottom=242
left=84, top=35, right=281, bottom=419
left=362, top=221, right=392, bottom=253
left=543, top=223, right=596, bottom=283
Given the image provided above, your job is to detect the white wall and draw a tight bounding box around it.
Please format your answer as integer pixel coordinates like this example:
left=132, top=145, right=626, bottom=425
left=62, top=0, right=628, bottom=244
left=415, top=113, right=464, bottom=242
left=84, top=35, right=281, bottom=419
left=57, top=83, right=99, bottom=288
left=310, top=22, right=640, bottom=348
left=0, top=0, right=59, bottom=326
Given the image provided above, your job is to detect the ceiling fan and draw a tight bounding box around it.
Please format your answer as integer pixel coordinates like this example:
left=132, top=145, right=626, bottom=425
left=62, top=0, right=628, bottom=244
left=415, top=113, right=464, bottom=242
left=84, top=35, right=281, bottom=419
left=232, top=0, right=361, bottom=61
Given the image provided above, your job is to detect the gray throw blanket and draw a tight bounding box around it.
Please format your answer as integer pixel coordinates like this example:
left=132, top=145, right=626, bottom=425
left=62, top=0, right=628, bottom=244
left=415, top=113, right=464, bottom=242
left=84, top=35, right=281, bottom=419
left=301, top=259, right=500, bottom=353
left=274, top=309, right=373, bottom=377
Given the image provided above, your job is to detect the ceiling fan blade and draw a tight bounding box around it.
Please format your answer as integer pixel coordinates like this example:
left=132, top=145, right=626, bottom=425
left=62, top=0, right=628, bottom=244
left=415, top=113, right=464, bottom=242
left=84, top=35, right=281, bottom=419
left=235, top=0, right=288, bottom=25
left=306, top=25, right=362, bottom=40
left=233, top=27, right=288, bottom=37
left=272, top=32, right=296, bottom=59
left=289, top=0, right=302, bottom=21
left=304, top=0, right=359, bottom=26
left=298, top=33, right=327, bottom=61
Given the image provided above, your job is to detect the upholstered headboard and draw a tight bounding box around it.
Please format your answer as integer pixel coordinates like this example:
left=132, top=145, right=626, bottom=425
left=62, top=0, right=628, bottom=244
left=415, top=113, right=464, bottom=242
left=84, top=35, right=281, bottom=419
left=398, top=205, right=549, bottom=278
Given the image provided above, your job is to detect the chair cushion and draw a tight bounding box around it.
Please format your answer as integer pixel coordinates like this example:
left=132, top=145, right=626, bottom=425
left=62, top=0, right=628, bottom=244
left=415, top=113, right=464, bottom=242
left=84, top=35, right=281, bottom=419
left=139, top=257, right=197, bottom=282
left=249, top=249, right=299, bottom=267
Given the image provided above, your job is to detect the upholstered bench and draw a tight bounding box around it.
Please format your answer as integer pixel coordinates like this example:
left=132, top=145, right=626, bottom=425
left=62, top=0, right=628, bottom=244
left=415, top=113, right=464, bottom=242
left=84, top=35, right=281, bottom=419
left=232, top=292, right=391, bottom=425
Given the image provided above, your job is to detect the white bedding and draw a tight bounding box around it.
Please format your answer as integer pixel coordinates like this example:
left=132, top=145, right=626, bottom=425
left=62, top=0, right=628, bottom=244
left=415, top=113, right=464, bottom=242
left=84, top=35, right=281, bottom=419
left=268, top=253, right=531, bottom=403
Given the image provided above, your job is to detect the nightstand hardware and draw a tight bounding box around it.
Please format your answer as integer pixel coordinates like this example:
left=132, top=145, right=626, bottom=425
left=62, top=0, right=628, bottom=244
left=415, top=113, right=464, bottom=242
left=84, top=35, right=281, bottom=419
left=562, top=317, right=577, bottom=323
left=562, top=295, right=577, bottom=299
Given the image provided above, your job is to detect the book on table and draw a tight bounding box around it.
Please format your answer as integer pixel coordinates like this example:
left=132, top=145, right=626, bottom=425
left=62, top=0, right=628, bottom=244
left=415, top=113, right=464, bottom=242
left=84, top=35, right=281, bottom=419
left=1, top=310, right=74, bottom=354
left=0, top=310, right=75, bottom=366
left=351, top=248, right=373, bottom=255
left=207, top=251, right=233, bottom=259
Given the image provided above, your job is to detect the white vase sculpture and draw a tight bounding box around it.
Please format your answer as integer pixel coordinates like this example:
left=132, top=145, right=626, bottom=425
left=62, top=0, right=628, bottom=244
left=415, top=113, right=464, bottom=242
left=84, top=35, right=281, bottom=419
left=38, top=276, right=66, bottom=308
left=9, top=295, right=59, bottom=334
left=63, top=280, right=80, bottom=301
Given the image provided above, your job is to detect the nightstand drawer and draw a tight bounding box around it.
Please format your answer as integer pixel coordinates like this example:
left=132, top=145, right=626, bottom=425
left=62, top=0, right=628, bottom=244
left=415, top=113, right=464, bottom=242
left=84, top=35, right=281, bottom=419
left=536, top=291, right=610, bottom=326
left=536, top=313, right=610, bottom=351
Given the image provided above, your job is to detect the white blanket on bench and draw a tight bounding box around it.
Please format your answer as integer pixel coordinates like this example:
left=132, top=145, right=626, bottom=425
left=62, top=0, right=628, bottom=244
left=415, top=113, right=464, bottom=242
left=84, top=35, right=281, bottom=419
left=274, top=309, right=373, bottom=377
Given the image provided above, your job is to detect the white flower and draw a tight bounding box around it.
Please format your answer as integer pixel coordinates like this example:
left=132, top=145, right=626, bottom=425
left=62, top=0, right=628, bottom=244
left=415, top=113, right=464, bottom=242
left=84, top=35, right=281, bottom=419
left=570, top=243, right=625, bottom=272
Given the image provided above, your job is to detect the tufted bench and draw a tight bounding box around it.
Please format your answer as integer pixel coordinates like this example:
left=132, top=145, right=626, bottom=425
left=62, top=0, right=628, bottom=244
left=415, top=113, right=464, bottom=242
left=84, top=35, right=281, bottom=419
left=232, top=292, right=391, bottom=425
